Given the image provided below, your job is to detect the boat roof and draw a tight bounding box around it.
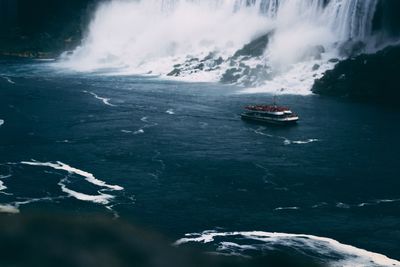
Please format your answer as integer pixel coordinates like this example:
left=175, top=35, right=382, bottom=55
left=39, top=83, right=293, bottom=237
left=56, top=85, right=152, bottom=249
left=245, top=105, right=290, bottom=112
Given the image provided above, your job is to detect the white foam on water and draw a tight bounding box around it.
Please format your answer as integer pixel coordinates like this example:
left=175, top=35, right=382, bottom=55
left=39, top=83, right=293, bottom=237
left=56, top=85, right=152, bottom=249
left=166, top=109, right=175, bottom=115
left=284, top=138, right=320, bottom=145
left=34, top=58, right=56, bottom=62
left=253, top=127, right=274, bottom=138
left=0, top=175, right=10, bottom=193
left=139, top=116, right=159, bottom=130
left=351, top=199, right=400, bottom=208
left=20, top=160, right=124, bottom=191
left=274, top=206, right=300, bottom=211
left=0, top=173, right=11, bottom=195
left=0, top=181, right=6, bottom=193
left=253, top=128, right=320, bottom=146
left=0, top=162, right=132, bottom=214
left=370, top=199, right=400, bottom=205
left=1, top=76, right=15, bottom=84
left=121, top=129, right=133, bottom=133
left=134, top=129, right=145, bottom=135
left=83, top=90, right=117, bottom=107
left=0, top=181, right=5, bottom=192
left=336, top=202, right=351, bottom=209
left=58, top=177, right=114, bottom=205
left=0, top=119, right=4, bottom=127
left=0, top=204, right=19, bottom=214
left=175, top=230, right=400, bottom=267
left=56, top=139, right=72, bottom=143
left=312, top=202, right=328, bottom=208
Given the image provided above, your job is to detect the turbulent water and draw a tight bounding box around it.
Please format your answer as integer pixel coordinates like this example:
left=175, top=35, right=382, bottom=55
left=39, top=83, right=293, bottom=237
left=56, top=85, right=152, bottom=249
left=58, top=0, right=393, bottom=94
left=1, top=59, right=400, bottom=266
left=1, top=0, right=400, bottom=266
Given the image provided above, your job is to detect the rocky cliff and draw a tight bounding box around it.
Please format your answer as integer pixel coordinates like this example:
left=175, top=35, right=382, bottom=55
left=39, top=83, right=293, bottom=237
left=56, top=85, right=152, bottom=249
left=312, top=45, right=400, bottom=104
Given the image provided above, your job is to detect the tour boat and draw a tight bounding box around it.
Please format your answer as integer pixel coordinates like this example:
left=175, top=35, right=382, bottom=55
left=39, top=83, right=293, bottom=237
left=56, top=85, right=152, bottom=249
left=241, top=105, right=299, bottom=125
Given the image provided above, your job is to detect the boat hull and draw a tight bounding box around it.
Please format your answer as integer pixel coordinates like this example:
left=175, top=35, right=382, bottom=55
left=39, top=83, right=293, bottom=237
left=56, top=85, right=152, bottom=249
left=241, top=114, right=298, bottom=126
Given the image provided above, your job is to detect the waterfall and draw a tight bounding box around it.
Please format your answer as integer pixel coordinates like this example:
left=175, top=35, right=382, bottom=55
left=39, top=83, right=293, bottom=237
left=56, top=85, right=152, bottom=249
left=58, top=0, right=386, bottom=94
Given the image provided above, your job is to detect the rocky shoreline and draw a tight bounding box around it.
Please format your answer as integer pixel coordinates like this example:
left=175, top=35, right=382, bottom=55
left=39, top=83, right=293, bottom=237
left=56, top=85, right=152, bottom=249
left=312, top=45, right=400, bottom=104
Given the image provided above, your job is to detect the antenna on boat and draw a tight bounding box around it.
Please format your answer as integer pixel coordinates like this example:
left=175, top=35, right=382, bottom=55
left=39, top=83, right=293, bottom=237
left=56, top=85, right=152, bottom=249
left=273, top=88, right=283, bottom=106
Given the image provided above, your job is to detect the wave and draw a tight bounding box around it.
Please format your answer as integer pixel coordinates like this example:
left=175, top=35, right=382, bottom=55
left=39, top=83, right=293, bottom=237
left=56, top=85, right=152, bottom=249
left=283, top=138, right=320, bottom=145
left=0, top=119, right=4, bottom=127
left=175, top=230, right=400, bottom=267
left=56, top=0, right=392, bottom=94
left=83, top=90, right=117, bottom=106
left=283, top=199, right=400, bottom=211
left=253, top=127, right=320, bottom=145
left=120, top=116, right=158, bottom=136
left=334, top=199, right=400, bottom=209
left=134, top=129, right=145, bottom=135
left=0, top=174, right=11, bottom=193
left=20, top=161, right=124, bottom=191
left=274, top=206, right=300, bottom=211
left=0, top=164, right=12, bottom=196
left=1, top=76, right=15, bottom=84
left=0, top=180, right=7, bottom=193
left=56, top=139, right=73, bottom=143
left=58, top=177, right=114, bottom=205
left=0, top=161, right=131, bottom=215
left=166, top=109, right=175, bottom=115
left=357, top=199, right=400, bottom=207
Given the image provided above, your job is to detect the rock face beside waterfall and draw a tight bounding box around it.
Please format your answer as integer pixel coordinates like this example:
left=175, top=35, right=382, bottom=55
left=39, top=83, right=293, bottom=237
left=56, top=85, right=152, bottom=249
left=312, top=45, right=400, bottom=103
left=0, top=0, right=98, bottom=57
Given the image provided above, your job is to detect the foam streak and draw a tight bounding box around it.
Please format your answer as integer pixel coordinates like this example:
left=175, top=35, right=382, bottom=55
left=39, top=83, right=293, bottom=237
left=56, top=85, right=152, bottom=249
left=20, top=161, right=123, bottom=191
left=175, top=230, right=400, bottom=267
left=83, top=90, right=117, bottom=107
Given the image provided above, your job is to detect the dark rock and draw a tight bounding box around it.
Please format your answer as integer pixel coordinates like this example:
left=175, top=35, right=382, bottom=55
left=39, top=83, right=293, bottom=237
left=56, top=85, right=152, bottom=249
left=214, top=57, right=223, bottom=66
left=0, top=0, right=99, bottom=56
left=338, top=40, right=366, bottom=57
left=202, top=52, right=216, bottom=61
left=220, top=68, right=241, bottom=83
left=233, top=32, right=272, bottom=58
left=194, top=63, right=204, bottom=70
left=167, top=68, right=181, bottom=76
left=188, top=57, right=199, bottom=62
left=312, top=64, right=320, bottom=71
left=312, top=45, right=400, bottom=104
left=242, top=66, right=251, bottom=76
left=328, top=58, right=340, bottom=63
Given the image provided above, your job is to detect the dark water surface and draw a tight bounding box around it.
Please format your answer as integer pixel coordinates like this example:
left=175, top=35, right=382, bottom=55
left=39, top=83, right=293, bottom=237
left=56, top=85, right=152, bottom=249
left=1, top=59, right=400, bottom=263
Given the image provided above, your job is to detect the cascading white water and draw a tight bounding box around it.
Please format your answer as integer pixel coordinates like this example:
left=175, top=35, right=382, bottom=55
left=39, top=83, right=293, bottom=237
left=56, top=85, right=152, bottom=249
left=61, top=0, right=268, bottom=70
left=59, top=0, right=381, bottom=94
